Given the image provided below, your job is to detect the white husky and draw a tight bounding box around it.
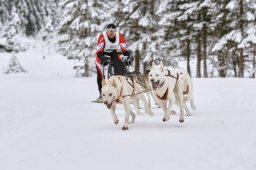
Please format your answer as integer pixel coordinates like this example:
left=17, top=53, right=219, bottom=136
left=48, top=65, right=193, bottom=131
left=101, top=75, right=154, bottom=130
left=148, top=61, right=196, bottom=123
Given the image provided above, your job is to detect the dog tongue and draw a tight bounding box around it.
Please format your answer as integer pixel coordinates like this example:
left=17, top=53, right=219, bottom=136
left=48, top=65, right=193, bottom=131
left=152, top=82, right=159, bottom=89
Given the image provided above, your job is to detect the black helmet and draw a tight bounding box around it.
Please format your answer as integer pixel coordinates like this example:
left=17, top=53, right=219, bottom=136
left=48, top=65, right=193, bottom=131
left=107, top=23, right=116, bottom=29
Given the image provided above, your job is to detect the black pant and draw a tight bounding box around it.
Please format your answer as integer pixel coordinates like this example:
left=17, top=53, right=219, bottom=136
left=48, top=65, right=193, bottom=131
left=96, top=66, right=102, bottom=95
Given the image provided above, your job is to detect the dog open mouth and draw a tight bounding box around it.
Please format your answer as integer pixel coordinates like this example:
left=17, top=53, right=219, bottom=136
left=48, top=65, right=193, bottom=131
left=106, top=103, right=112, bottom=109
left=152, top=80, right=160, bottom=90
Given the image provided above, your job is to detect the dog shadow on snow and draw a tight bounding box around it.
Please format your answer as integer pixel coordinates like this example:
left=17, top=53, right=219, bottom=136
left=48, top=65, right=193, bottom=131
left=96, top=112, right=193, bottom=131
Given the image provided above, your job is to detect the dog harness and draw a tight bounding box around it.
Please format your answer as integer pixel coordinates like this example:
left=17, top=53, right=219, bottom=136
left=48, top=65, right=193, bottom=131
left=154, top=69, right=180, bottom=100
left=155, top=88, right=169, bottom=100
left=125, top=77, right=135, bottom=95
left=165, top=69, right=179, bottom=81
left=112, top=77, right=123, bottom=103
left=166, top=70, right=189, bottom=95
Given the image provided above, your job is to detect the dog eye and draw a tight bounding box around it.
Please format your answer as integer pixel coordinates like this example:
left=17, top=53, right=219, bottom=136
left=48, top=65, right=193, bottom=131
left=156, top=74, right=159, bottom=76
left=109, top=93, right=112, bottom=96
left=103, top=94, right=105, bottom=96
left=149, top=74, right=152, bottom=76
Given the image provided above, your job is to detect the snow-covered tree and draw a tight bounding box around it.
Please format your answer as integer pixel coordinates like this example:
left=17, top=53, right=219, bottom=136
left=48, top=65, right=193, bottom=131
left=0, top=0, right=9, bottom=26
left=113, top=0, right=161, bottom=73
left=212, top=0, right=256, bottom=77
left=5, top=55, right=26, bottom=74
left=58, top=0, right=111, bottom=77
left=0, top=0, right=60, bottom=52
left=158, top=0, right=209, bottom=77
left=14, top=0, right=60, bottom=36
left=4, top=0, right=256, bottom=78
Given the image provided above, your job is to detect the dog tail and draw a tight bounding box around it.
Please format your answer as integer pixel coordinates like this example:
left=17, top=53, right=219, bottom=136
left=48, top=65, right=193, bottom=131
left=186, top=73, right=196, bottom=111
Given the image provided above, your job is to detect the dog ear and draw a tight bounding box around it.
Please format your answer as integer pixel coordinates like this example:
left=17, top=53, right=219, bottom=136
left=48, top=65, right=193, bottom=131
left=159, top=61, right=164, bottom=72
left=160, top=61, right=163, bottom=67
left=111, top=78, right=117, bottom=88
left=102, top=78, right=106, bottom=86
left=152, top=61, right=156, bottom=67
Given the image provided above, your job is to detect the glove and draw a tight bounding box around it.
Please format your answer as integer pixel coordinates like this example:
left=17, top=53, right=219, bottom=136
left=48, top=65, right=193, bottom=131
left=121, top=55, right=129, bottom=61
left=104, top=50, right=117, bottom=59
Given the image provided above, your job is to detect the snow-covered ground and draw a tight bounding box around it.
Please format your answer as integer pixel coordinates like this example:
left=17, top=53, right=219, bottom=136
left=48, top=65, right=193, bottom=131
left=1, top=43, right=256, bottom=170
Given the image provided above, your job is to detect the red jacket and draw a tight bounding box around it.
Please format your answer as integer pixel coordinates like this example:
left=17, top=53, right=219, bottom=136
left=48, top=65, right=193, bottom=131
left=96, top=32, right=128, bottom=63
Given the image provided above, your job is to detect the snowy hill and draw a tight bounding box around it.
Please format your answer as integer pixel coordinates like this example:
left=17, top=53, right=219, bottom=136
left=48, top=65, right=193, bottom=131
left=0, top=38, right=74, bottom=77
left=1, top=47, right=256, bottom=170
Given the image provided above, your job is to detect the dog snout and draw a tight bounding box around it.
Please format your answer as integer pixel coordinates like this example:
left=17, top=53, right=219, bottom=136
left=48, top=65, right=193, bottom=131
left=150, top=79, right=154, bottom=83
left=104, top=101, right=108, bottom=105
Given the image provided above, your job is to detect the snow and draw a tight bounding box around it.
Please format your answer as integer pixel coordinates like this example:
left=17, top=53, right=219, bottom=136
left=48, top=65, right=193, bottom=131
left=1, top=44, right=256, bottom=170
left=212, top=37, right=227, bottom=52
left=226, top=1, right=238, bottom=10
left=139, top=15, right=150, bottom=27
left=212, top=30, right=243, bottom=51
left=246, top=12, right=255, bottom=21
left=0, top=37, right=8, bottom=46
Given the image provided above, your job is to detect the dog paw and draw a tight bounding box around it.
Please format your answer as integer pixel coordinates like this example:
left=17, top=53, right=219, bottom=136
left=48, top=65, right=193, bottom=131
left=114, top=120, right=119, bottom=124
left=191, top=105, right=196, bottom=111
left=122, top=126, right=128, bottom=130
left=162, top=117, right=169, bottom=122
left=186, top=113, right=192, bottom=116
left=179, top=118, right=184, bottom=123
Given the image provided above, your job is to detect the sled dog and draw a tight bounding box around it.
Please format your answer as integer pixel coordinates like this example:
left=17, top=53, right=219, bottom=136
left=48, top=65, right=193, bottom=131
left=148, top=61, right=196, bottom=123
left=101, top=75, right=154, bottom=130
left=125, top=71, right=155, bottom=108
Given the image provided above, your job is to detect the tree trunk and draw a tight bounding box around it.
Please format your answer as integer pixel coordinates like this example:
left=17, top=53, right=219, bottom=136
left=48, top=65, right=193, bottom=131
left=143, top=62, right=147, bottom=75
left=196, top=13, right=201, bottom=78
left=218, top=51, right=226, bottom=77
left=135, top=49, right=140, bottom=72
left=253, top=45, right=256, bottom=78
left=232, top=49, right=237, bottom=77
left=186, top=25, right=191, bottom=76
left=202, top=8, right=208, bottom=78
left=84, top=57, right=89, bottom=77
left=186, top=39, right=191, bottom=76
left=238, top=0, right=244, bottom=77
left=239, top=49, right=244, bottom=77
left=196, top=32, right=201, bottom=78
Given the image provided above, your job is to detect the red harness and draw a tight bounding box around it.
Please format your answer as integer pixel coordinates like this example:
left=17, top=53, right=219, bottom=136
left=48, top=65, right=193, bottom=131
left=111, top=77, right=123, bottom=103
left=112, top=86, right=122, bottom=103
left=156, top=88, right=169, bottom=100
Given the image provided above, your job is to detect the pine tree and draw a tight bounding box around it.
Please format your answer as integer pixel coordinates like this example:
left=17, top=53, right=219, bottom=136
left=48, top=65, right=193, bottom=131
left=0, top=0, right=9, bottom=26
left=5, top=55, right=26, bottom=74
left=113, top=0, right=160, bottom=73
left=58, top=0, right=110, bottom=77
left=1, top=0, right=60, bottom=52
left=212, top=0, right=256, bottom=77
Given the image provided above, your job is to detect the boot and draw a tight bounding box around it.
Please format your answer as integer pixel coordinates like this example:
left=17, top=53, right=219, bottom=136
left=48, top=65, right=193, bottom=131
left=96, top=93, right=102, bottom=103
